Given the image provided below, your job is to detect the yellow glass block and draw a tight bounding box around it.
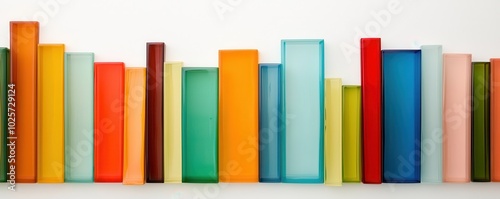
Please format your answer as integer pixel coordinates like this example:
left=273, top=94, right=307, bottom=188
left=164, top=62, right=183, bottom=183
left=37, top=44, right=65, bottom=183
left=342, top=85, right=361, bottom=183
left=325, top=78, right=342, bottom=186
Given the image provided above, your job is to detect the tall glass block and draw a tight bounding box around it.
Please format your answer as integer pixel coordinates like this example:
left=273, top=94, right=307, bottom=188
left=281, top=39, right=324, bottom=183
left=164, top=62, right=183, bottom=183
left=325, top=78, right=342, bottom=186
left=146, top=42, right=165, bottom=183
left=182, top=67, right=218, bottom=183
left=219, top=50, right=259, bottom=182
left=64, top=52, right=94, bottom=183
left=472, top=62, right=490, bottom=182
left=342, top=86, right=361, bottom=183
left=94, top=62, right=125, bottom=183
left=10, top=21, right=39, bottom=183
left=443, top=54, right=471, bottom=183
left=382, top=50, right=421, bottom=183
left=420, top=45, right=443, bottom=183
left=259, top=63, right=282, bottom=183
left=37, top=44, right=65, bottom=183
left=0, top=48, right=8, bottom=182
left=491, top=58, right=500, bottom=182
left=123, top=68, right=146, bottom=185
left=360, top=38, right=382, bottom=184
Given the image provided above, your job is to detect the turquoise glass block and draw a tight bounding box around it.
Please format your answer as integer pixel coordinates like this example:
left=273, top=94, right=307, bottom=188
left=259, top=63, right=282, bottom=182
left=281, top=39, right=324, bottom=183
left=420, top=45, right=443, bottom=183
left=182, top=67, right=219, bottom=183
left=382, top=50, right=421, bottom=183
left=64, top=53, right=94, bottom=182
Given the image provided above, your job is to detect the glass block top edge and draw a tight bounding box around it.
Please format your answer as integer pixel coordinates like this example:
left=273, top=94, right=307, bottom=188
left=259, top=63, right=281, bottom=67
left=282, top=39, right=324, bottom=44
left=382, top=49, right=421, bottom=53
left=38, top=44, right=65, bottom=47
left=182, top=67, right=218, bottom=71
left=66, top=52, right=94, bottom=56
left=420, top=45, right=442, bottom=49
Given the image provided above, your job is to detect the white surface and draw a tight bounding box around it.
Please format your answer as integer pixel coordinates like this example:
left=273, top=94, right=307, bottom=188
left=1, top=0, right=500, bottom=198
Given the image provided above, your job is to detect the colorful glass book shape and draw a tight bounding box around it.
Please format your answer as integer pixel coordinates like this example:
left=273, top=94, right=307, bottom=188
left=182, top=67, right=219, bottom=183
left=281, top=39, right=324, bottom=183
left=123, top=68, right=146, bottom=185
left=164, top=62, right=183, bottom=183
left=342, top=85, right=361, bottom=183
left=382, top=50, right=421, bottom=183
left=259, top=63, right=282, bottom=183
left=64, top=52, right=94, bottom=182
left=443, top=53, right=471, bottom=183
left=472, top=62, right=490, bottom=182
left=94, top=62, right=125, bottom=183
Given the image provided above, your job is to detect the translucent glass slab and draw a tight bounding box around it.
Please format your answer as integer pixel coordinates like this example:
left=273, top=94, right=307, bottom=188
left=182, top=67, right=219, bottom=183
left=37, top=44, right=65, bottom=183
left=281, top=39, right=324, bottom=183
left=491, top=58, right=500, bottom=182
left=342, top=86, right=361, bottom=183
left=259, top=63, right=282, bottom=183
left=382, top=50, right=421, bottom=183
left=164, top=62, right=183, bottom=183
left=420, top=45, right=443, bottom=183
left=64, top=52, right=94, bottom=183
left=0, top=48, right=8, bottom=182
left=324, top=78, right=342, bottom=186
left=472, top=62, right=490, bottom=182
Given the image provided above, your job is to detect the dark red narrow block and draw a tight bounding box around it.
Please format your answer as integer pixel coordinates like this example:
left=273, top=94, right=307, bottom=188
left=146, top=42, right=165, bottom=182
left=360, top=38, right=382, bottom=184
left=94, top=62, right=125, bottom=182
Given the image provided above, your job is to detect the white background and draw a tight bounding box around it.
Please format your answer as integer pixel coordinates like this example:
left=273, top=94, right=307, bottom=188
left=1, top=0, right=500, bottom=198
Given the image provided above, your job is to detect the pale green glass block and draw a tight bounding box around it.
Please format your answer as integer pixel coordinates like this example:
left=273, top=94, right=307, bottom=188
left=64, top=52, right=94, bottom=182
left=420, top=45, right=443, bottom=183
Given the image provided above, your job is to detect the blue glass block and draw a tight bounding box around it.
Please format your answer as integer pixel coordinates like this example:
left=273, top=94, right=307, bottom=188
left=420, top=45, right=443, bottom=183
left=382, top=50, right=421, bottom=183
left=259, top=63, right=282, bottom=182
left=281, top=39, right=324, bottom=183
left=64, top=52, right=95, bottom=182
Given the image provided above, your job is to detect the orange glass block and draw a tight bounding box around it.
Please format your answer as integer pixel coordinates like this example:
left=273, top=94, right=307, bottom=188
left=10, top=21, right=39, bottom=183
left=491, top=58, right=500, bottom=182
left=123, top=68, right=146, bottom=185
left=94, top=62, right=125, bottom=183
left=219, top=50, right=259, bottom=182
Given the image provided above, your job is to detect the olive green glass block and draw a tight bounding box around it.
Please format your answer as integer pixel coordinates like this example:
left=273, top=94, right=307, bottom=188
left=182, top=67, right=219, bottom=183
left=472, top=62, right=490, bottom=182
left=0, top=48, right=8, bottom=182
left=342, top=86, right=361, bottom=183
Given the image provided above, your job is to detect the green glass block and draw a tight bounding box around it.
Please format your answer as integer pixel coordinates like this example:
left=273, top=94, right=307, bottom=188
left=64, top=53, right=94, bottom=182
left=0, top=48, right=8, bottom=182
left=182, top=67, right=218, bottom=183
left=472, top=62, right=490, bottom=182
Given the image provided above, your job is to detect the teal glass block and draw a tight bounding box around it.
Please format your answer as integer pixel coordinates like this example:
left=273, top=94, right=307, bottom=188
left=281, top=39, right=324, bottom=183
left=182, top=67, right=219, bottom=183
left=64, top=53, right=94, bottom=182
left=420, top=45, right=443, bottom=183
left=259, top=63, right=282, bottom=182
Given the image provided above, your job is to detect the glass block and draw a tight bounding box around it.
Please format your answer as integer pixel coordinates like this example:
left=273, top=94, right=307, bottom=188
left=382, top=50, right=421, bottom=183
left=37, top=44, right=65, bottom=183
left=94, top=62, right=125, bottom=183
left=491, top=58, right=500, bottom=182
left=281, top=39, right=324, bottom=183
left=219, top=50, right=259, bottom=182
left=64, top=52, right=94, bottom=183
left=182, top=67, right=219, bottom=183
left=259, top=63, right=282, bottom=183
left=360, top=38, right=382, bottom=184
left=443, top=54, right=471, bottom=183
left=342, top=86, right=361, bottom=183
left=472, top=62, right=490, bottom=182
left=0, top=48, right=8, bottom=182
left=324, top=78, right=342, bottom=186
left=10, top=21, right=39, bottom=183
left=146, top=42, right=165, bottom=183
left=164, top=62, right=183, bottom=183
left=123, top=68, right=146, bottom=185
left=420, top=45, right=443, bottom=183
